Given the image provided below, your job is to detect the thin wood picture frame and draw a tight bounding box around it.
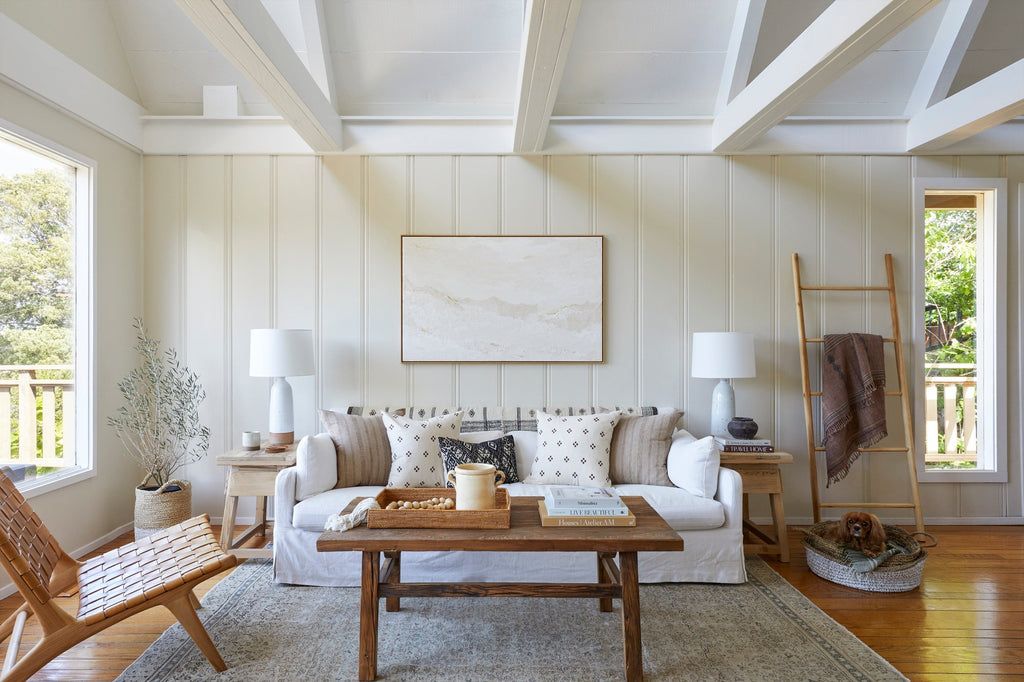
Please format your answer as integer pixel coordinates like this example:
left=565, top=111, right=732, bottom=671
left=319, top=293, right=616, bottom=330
left=401, top=235, right=604, bottom=363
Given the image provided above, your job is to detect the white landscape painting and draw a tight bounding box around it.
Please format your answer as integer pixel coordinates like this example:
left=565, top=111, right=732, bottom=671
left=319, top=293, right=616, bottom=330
left=402, top=236, right=604, bottom=362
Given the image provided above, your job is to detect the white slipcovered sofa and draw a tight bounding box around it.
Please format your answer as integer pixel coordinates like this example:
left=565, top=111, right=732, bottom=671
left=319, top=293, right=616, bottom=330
left=272, top=407, right=746, bottom=586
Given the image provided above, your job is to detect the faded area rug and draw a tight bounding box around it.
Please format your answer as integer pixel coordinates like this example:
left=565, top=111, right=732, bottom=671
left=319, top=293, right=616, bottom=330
left=116, top=557, right=905, bottom=681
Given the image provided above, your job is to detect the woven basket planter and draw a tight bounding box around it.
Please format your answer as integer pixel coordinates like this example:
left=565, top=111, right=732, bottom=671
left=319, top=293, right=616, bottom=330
left=134, top=477, right=192, bottom=540
left=802, top=522, right=927, bottom=593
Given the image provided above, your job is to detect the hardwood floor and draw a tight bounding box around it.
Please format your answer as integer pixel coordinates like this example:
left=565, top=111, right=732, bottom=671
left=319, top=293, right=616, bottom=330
left=2, top=525, right=1022, bottom=680
left=764, top=526, right=1024, bottom=681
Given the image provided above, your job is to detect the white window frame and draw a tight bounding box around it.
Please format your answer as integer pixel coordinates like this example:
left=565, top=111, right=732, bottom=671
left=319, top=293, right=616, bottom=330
left=913, top=177, right=1007, bottom=483
left=1, top=119, right=95, bottom=497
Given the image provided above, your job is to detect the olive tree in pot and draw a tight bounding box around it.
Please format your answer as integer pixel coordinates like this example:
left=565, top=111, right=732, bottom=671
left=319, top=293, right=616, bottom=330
left=108, top=318, right=211, bottom=539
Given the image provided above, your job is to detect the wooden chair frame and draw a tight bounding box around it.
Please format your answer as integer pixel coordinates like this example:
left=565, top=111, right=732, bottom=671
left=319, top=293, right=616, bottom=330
left=0, top=467, right=238, bottom=681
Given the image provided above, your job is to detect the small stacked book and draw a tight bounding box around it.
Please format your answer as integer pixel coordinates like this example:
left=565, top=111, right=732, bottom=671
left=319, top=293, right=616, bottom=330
left=538, top=486, right=636, bottom=527
left=713, top=436, right=774, bottom=453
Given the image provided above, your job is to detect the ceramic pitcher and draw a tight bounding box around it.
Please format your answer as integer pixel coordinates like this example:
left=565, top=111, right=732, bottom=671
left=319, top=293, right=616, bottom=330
left=446, top=462, right=505, bottom=510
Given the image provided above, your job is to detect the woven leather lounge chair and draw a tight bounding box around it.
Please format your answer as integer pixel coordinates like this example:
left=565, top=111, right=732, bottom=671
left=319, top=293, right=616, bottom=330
left=0, top=467, right=237, bottom=681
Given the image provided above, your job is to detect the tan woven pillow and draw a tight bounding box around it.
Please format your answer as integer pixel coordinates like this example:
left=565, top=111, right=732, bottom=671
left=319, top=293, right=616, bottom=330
left=319, top=410, right=399, bottom=488
left=608, top=411, right=681, bottom=486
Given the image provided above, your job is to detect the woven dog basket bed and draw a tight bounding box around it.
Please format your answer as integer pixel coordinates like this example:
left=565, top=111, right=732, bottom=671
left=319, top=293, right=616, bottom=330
left=802, top=522, right=927, bottom=593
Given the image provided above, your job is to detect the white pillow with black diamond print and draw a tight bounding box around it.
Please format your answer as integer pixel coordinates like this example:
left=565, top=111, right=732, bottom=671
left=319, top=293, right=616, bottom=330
left=384, top=411, right=464, bottom=488
left=523, top=410, right=622, bottom=487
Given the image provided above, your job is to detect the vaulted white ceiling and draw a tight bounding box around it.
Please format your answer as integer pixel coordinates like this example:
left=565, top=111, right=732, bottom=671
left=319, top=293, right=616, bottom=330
left=1, top=0, right=1022, bottom=155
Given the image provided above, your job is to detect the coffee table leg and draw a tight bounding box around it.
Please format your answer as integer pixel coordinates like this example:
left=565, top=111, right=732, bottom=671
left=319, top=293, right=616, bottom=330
left=385, top=551, right=401, bottom=612
left=358, top=551, right=380, bottom=681
left=619, top=551, right=643, bottom=682
left=597, top=552, right=614, bottom=612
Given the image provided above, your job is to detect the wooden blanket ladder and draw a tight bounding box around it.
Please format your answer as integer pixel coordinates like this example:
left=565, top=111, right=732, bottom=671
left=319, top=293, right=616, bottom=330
left=792, top=253, right=925, bottom=533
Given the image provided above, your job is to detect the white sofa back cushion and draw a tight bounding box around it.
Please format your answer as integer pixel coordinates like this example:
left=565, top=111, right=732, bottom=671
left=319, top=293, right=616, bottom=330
left=295, top=434, right=338, bottom=501
left=509, top=431, right=538, bottom=479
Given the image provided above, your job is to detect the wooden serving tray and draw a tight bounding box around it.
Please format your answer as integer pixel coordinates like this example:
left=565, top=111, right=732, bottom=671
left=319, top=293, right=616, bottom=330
left=367, top=487, right=511, bottom=529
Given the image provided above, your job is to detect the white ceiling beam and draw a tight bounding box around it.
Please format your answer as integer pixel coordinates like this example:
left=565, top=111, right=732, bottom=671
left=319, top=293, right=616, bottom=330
left=141, top=116, right=1024, bottom=155
left=0, top=12, right=143, bottom=150
left=906, top=58, right=1024, bottom=151
left=512, top=0, right=582, bottom=153
left=904, top=0, right=988, bottom=116
left=174, top=0, right=342, bottom=152
left=715, top=0, right=766, bottom=114
left=711, top=0, right=941, bottom=152
left=298, top=0, right=336, bottom=108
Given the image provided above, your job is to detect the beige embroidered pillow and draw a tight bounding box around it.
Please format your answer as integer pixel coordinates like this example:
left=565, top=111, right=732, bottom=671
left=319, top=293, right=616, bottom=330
left=608, top=411, right=681, bottom=486
left=524, top=411, right=621, bottom=487
left=384, top=411, right=464, bottom=488
left=319, top=410, right=399, bottom=488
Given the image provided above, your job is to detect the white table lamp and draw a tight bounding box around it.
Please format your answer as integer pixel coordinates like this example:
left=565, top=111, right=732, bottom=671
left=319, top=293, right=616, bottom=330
left=691, top=332, right=756, bottom=437
left=250, top=329, right=314, bottom=445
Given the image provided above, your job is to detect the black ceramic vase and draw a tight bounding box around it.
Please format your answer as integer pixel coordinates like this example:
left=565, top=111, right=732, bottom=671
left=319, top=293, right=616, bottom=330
left=727, top=417, right=758, bottom=439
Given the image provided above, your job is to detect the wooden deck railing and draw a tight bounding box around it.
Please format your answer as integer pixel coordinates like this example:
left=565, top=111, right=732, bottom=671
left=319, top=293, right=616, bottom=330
left=924, top=363, right=977, bottom=463
left=0, top=365, right=74, bottom=469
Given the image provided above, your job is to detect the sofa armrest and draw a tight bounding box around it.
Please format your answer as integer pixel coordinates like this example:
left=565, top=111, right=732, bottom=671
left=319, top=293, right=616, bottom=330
left=274, top=466, right=298, bottom=531
left=714, top=467, right=743, bottom=531
left=295, top=433, right=338, bottom=500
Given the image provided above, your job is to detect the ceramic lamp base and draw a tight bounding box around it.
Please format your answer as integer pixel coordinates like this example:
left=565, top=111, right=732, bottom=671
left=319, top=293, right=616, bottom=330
left=709, top=378, right=736, bottom=437
left=269, top=431, right=294, bottom=445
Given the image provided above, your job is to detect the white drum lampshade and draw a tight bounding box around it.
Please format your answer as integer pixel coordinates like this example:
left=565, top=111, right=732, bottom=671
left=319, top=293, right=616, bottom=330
left=691, top=332, right=756, bottom=437
left=250, top=329, right=314, bottom=445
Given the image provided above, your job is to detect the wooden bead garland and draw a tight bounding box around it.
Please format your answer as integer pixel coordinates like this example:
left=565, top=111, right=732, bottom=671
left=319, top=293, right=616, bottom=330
left=384, top=497, right=455, bottom=511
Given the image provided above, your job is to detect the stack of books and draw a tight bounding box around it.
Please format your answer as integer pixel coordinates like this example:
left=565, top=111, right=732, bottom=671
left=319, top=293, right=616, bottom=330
left=538, top=486, right=636, bottom=527
left=714, top=436, right=774, bottom=453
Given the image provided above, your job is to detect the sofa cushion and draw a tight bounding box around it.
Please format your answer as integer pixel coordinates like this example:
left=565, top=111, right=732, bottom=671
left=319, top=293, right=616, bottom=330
left=384, top=411, right=464, bottom=488
left=612, top=484, right=725, bottom=530
left=608, top=411, right=680, bottom=486
left=666, top=429, right=720, bottom=498
left=523, top=411, right=621, bottom=487
left=319, top=410, right=394, bottom=488
left=292, top=486, right=384, bottom=532
left=439, top=435, right=520, bottom=485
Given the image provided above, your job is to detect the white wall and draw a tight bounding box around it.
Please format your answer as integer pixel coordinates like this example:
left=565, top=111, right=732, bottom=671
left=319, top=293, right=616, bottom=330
left=0, top=83, right=144, bottom=548
left=144, top=154, right=1024, bottom=525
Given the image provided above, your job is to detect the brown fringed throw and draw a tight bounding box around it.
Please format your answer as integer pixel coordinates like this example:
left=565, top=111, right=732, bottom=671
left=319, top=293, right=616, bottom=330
left=822, top=333, right=887, bottom=486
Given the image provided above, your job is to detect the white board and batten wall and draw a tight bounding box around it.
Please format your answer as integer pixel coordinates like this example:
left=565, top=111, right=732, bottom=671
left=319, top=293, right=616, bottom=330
left=143, top=154, right=1024, bottom=525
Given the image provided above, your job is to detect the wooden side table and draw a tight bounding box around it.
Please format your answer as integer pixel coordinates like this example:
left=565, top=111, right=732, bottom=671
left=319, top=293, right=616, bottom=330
left=719, top=451, right=794, bottom=562
left=216, top=443, right=297, bottom=559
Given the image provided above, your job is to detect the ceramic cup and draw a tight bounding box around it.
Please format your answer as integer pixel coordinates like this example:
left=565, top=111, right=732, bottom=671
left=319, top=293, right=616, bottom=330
left=241, top=430, right=261, bottom=451
left=446, top=462, right=505, bottom=510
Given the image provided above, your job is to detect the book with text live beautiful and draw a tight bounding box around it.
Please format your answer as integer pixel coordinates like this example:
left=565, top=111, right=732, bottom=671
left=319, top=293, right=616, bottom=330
left=538, top=501, right=636, bottom=527
left=544, top=485, right=624, bottom=509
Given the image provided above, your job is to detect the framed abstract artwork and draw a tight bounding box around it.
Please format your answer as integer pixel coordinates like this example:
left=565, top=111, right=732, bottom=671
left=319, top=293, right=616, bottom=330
left=401, top=235, right=604, bottom=362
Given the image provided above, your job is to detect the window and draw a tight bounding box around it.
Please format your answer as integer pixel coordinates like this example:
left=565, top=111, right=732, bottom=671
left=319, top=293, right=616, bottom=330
left=0, top=122, right=93, bottom=493
left=913, top=178, right=1007, bottom=483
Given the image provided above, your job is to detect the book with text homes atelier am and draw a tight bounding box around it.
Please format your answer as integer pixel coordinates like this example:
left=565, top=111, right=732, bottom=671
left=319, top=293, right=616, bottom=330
left=713, top=436, right=775, bottom=453
left=542, top=486, right=631, bottom=517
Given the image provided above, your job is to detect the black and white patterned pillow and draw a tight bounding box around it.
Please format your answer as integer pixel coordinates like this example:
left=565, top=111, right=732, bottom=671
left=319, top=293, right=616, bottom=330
left=438, top=435, right=520, bottom=486
left=522, top=411, right=621, bottom=486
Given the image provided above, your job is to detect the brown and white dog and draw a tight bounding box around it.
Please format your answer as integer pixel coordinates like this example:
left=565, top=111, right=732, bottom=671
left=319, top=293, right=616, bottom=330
left=822, top=511, right=887, bottom=557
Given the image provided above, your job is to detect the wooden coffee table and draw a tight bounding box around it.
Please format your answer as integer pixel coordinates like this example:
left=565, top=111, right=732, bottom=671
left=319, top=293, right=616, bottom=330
left=318, top=495, right=684, bottom=681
